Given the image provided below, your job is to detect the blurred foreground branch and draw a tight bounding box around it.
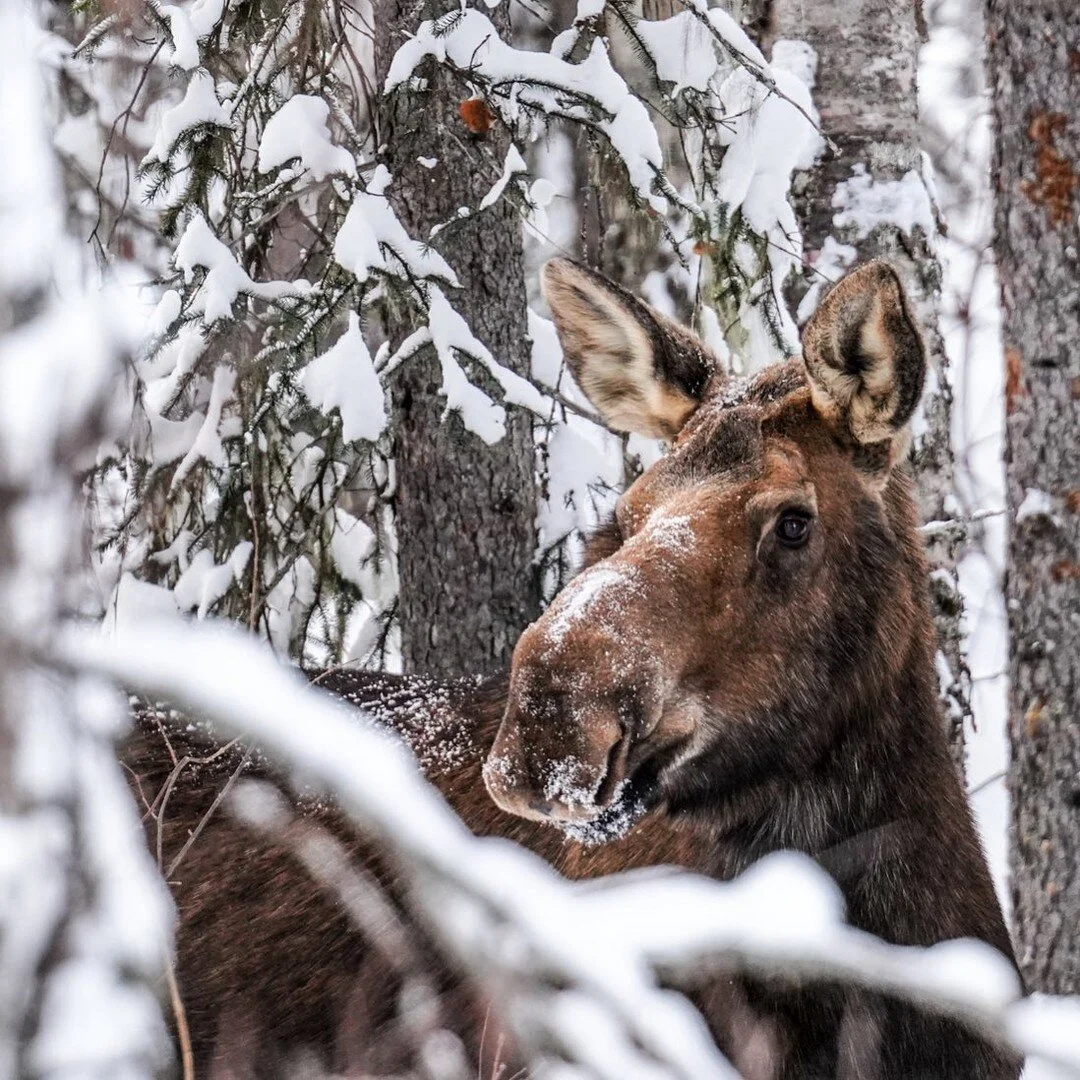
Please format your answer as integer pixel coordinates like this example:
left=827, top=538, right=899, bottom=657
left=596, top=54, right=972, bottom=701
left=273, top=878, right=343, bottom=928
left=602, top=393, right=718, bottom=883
left=70, top=620, right=1080, bottom=1079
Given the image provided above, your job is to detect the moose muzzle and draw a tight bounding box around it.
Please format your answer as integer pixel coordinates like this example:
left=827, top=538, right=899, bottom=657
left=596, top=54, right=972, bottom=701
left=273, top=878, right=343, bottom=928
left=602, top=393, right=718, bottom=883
left=483, top=561, right=671, bottom=825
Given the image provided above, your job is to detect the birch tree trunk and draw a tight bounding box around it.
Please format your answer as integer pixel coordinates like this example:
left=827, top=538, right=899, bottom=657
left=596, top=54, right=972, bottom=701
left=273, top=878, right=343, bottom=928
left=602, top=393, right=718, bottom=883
left=771, top=0, right=973, bottom=767
left=374, top=2, right=540, bottom=679
left=986, top=0, right=1080, bottom=995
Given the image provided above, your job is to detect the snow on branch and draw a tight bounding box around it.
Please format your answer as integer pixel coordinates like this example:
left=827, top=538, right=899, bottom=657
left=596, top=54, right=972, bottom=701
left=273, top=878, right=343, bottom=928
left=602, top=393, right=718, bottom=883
left=143, top=70, right=230, bottom=166
left=385, top=7, right=668, bottom=212
left=258, top=95, right=358, bottom=183
left=334, top=164, right=458, bottom=286
left=174, top=214, right=311, bottom=324
left=70, top=618, right=1080, bottom=1079
left=384, top=1, right=820, bottom=369
left=159, top=0, right=226, bottom=70
left=70, top=619, right=739, bottom=1080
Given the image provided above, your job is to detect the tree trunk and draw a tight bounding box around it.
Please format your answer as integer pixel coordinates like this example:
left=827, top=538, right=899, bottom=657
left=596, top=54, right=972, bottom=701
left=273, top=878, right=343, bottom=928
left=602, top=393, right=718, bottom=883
left=771, top=0, right=973, bottom=769
left=373, top=2, right=540, bottom=679
left=986, top=0, right=1080, bottom=995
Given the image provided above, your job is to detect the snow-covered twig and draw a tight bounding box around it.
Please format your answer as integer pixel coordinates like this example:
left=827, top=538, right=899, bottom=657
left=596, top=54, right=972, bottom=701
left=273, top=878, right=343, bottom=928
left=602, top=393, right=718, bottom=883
left=919, top=507, right=1006, bottom=536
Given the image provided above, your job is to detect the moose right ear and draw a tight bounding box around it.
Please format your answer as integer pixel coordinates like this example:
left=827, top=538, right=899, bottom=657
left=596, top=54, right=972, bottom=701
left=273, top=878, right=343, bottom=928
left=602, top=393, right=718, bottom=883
left=801, top=261, right=926, bottom=459
left=541, top=259, right=716, bottom=440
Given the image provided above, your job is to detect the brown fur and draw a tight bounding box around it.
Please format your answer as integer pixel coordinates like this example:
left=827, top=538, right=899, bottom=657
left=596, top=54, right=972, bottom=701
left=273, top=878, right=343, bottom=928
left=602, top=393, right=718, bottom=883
left=122, top=261, right=1021, bottom=1079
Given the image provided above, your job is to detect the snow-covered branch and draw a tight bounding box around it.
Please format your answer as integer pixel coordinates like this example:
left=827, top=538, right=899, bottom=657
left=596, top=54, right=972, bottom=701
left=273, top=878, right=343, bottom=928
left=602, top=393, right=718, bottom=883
left=0, top=2, right=169, bottom=1076
left=70, top=618, right=1080, bottom=1079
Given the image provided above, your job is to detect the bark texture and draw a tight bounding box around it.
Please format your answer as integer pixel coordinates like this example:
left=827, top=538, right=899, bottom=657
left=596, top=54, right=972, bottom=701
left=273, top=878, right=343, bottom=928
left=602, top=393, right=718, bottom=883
left=771, top=0, right=973, bottom=767
left=374, top=2, right=540, bottom=679
left=986, top=0, right=1080, bottom=995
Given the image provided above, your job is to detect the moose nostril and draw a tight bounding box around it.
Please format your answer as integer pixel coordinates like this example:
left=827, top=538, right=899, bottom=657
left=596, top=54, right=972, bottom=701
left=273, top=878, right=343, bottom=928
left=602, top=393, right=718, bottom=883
left=595, top=731, right=632, bottom=809
left=528, top=798, right=554, bottom=817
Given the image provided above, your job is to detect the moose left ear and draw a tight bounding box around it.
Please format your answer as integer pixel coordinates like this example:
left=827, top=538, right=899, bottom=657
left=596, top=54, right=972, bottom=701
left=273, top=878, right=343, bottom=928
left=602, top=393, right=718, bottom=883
left=801, top=261, right=926, bottom=466
left=541, top=259, right=717, bottom=440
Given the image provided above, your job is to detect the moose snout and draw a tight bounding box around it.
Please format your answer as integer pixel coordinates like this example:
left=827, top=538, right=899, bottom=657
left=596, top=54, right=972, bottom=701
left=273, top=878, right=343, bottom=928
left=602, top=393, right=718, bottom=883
left=483, top=593, right=667, bottom=825
left=482, top=547, right=693, bottom=827
left=483, top=692, right=631, bottom=824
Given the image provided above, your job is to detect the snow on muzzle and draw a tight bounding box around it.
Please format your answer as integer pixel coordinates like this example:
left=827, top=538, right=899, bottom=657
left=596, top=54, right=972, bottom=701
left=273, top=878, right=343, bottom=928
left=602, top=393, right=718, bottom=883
left=483, top=561, right=669, bottom=829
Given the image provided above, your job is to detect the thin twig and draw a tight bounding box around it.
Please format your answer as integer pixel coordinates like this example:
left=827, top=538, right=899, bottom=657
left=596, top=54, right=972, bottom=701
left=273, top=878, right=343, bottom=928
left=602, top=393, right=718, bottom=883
left=968, top=769, right=1006, bottom=797
left=919, top=507, right=1006, bottom=536
left=162, top=941, right=195, bottom=1080
left=166, top=748, right=254, bottom=879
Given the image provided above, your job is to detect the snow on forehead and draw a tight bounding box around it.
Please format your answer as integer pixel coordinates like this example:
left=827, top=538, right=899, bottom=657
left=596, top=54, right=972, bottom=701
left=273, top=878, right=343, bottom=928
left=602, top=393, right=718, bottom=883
left=541, top=565, right=639, bottom=648
left=701, top=363, right=805, bottom=417
left=637, top=510, right=695, bottom=554
left=672, top=366, right=807, bottom=476
left=539, top=512, right=695, bottom=651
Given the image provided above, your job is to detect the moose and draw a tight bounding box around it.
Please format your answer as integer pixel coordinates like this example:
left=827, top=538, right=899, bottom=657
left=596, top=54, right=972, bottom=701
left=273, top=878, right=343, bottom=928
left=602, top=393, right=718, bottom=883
left=124, top=260, right=1021, bottom=1079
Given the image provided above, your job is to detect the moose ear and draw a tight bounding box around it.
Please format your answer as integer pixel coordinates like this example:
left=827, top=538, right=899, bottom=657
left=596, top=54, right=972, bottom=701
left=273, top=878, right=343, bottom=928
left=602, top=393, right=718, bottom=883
left=801, top=261, right=926, bottom=468
left=541, top=259, right=716, bottom=439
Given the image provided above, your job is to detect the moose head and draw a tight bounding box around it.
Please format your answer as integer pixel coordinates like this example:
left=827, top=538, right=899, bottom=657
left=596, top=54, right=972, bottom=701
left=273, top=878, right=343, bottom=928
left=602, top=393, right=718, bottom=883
left=483, top=260, right=929, bottom=836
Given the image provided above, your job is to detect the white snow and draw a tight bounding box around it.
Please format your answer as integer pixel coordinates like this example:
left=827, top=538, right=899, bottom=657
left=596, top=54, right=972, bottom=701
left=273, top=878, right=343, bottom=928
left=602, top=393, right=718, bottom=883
left=29, top=955, right=166, bottom=1075
left=529, top=309, right=565, bottom=390
left=385, top=9, right=667, bottom=211
left=796, top=236, right=857, bottom=324
left=713, top=54, right=821, bottom=253
left=430, top=289, right=548, bottom=412
left=833, top=163, right=937, bottom=239
left=699, top=1, right=767, bottom=64
left=637, top=13, right=717, bottom=95
left=631, top=7, right=823, bottom=367
left=146, top=289, right=182, bottom=338
left=479, top=144, right=527, bottom=210
left=1015, top=487, right=1056, bottom=524
left=0, top=294, right=132, bottom=484
left=299, top=312, right=388, bottom=443
left=329, top=508, right=377, bottom=590
left=146, top=408, right=206, bottom=467
left=70, top=617, right=747, bottom=1079
left=638, top=511, right=695, bottom=555
left=24, top=0, right=1080, bottom=1071
left=393, top=287, right=553, bottom=445
left=65, top=610, right=1080, bottom=1078
left=334, top=164, right=459, bottom=286
left=174, top=214, right=310, bottom=323
left=63, top=622, right=1080, bottom=1075
left=160, top=0, right=226, bottom=69
left=1007, top=995, right=1080, bottom=1074
left=141, top=323, right=206, bottom=398
left=528, top=311, right=625, bottom=577
left=173, top=542, right=253, bottom=618
left=772, top=38, right=818, bottom=90
left=143, top=71, right=230, bottom=165
left=0, top=3, right=172, bottom=1072
left=542, top=566, right=637, bottom=649
left=104, top=575, right=181, bottom=638
left=529, top=177, right=557, bottom=210
left=170, top=363, right=236, bottom=487
left=258, top=95, right=356, bottom=182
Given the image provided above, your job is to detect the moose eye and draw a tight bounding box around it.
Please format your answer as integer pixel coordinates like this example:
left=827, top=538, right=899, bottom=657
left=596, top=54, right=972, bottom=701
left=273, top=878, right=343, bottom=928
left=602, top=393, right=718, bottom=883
left=775, top=511, right=812, bottom=549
